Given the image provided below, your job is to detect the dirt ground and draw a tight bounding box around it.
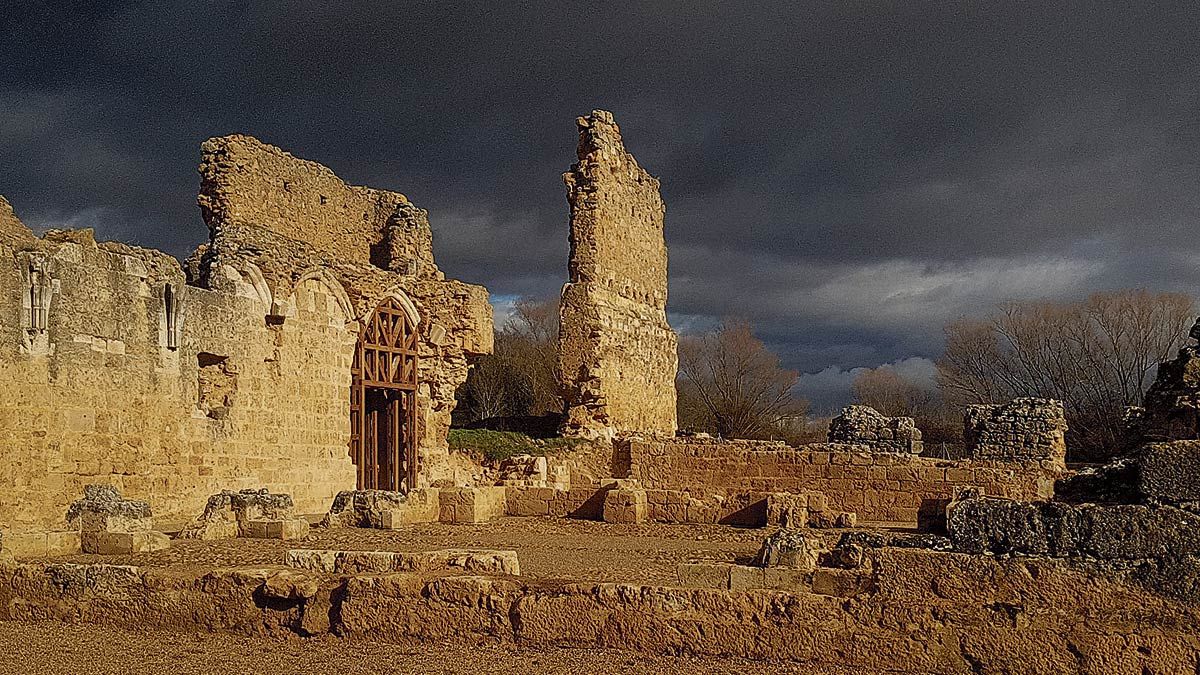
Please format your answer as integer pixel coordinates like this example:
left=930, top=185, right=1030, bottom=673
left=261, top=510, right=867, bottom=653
left=36, top=516, right=789, bottom=585
left=0, top=621, right=889, bottom=675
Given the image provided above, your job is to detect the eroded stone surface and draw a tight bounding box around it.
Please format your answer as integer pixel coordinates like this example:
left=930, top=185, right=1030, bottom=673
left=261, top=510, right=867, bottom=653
left=284, top=548, right=520, bottom=576
left=964, top=398, right=1067, bottom=466
left=557, top=110, right=677, bottom=439
left=754, top=530, right=825, bottom=571
left=827, top=405, right=922, bottom=454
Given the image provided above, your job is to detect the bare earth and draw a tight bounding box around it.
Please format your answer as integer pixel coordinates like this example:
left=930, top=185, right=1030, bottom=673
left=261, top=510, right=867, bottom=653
left=0, top=622, right=877, bottom=675
left=36, top=516, right=781, bottom=585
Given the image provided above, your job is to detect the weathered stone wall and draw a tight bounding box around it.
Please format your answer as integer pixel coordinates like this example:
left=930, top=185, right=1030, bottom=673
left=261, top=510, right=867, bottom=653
left=0, top=136, right=493, bottom=542
left=619, top=438, right=1060, bottom=523
left=964, top=397, right=1067, bottom=463
left=827, top=405, right=922, bottom=454
left=0, top=226, right=357, bottom=537
left=196, top=135, right=434, bottom=277
left=4, top=550, right=1197, bottom=673
left=195, top=136, right=492, bottom=485
left=557, top=110, right=677, bottom=438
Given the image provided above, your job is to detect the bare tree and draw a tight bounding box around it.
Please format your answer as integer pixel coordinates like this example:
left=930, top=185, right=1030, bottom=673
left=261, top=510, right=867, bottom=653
left=937, top=290, right=1194, bottom=460
left=455, top=297, right=561, bottom=425
left=852, top=365, right=961, bottom=453
left=851, top=367, right=935, bottom=418
left=677, top=319, right=809, bottom=440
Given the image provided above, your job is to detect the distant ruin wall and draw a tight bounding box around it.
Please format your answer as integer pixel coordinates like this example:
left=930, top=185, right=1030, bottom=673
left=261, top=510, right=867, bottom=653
left=964, top=398, right=1067, bottom=464
left=557, top=111, right=677, bottom=438
left=827, top=405, right=922, bottom=454
left=619, top=439, right=1060, bottom=523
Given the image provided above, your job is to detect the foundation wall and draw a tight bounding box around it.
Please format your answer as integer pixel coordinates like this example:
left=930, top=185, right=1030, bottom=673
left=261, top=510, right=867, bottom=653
left=2, top=548, right=1196, bottom=674
left=619, top=439, right=1060, bottom=523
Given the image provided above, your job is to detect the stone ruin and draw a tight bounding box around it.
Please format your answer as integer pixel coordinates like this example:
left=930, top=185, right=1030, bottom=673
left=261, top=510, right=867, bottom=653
left=827, top=405, right=923, bottom=454
left=66, top=485, right=170, bottom=555
left=557, top=110, right=678, bottom=439
left=0, top=135, right=492, bottom=552
left=964, top=397, right=1067, bottom=463
left=6, top=112, right=1200, bottom=672
left=178, top=489, right=310, bottom=541
left=1129, top=324, right=1200, bottom=444
left=320, top=488, right=440, bottom=529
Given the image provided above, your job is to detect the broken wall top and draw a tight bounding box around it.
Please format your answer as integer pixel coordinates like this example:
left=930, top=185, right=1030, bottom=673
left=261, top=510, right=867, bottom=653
left=197, top=135, right=436, bottom=281
left=563, top=110, right=668, bottom=310
left=0, top=196, right=37, bottom=249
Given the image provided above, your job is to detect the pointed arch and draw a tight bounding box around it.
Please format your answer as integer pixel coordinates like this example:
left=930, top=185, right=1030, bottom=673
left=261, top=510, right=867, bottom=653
left=276, top=267, right=354, bottom=323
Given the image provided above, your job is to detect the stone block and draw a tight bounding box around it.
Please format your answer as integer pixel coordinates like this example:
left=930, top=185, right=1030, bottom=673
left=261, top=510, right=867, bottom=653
left=1137, top=441, right=1200, bottom=503
left=243, top=518, right=310, bottom=540
left=284, top=548, right=521, bottom=576
left=438, top=487, right=506, bottom=524
left=763, top=566, right=810, bottom=592
left=603, top=488, right=648, bottom=524
left=378, top=489, right=441, bottom=527
left=4, top=530, right=83, bottom=558
left=82, top=530, right=171, bottom=555
left=729, top=564, right=765, bottom=591
left=812, top=569, right=870, bottom=597
left=766, top=493, right=808, bottom=529
left=677, top=562, right=730, bottom=589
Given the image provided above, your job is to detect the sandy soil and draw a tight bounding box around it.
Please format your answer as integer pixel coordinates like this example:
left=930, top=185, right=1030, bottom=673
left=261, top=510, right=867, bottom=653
left=0, top=622, right=881, bottom=675
left=35, top=516, right=780, bottom=585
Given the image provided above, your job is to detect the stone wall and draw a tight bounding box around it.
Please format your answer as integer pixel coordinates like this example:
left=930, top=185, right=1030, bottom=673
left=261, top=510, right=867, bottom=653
left=557, top=110, right=677, bottom=439
left=827, top=405, right=922, bottom=454
left=0, top=226, right=356, bottom=534
left=619, top=438, right=1060, bottom=523
left=4, top=551, right=1197, bottom=673
left=0, top=136, right=493, bottom=542
left=964, top=398, right=1067, bottom=463
left=196, top=135, right=433, bottom=278
left=195, top=135, right=492, bottom=484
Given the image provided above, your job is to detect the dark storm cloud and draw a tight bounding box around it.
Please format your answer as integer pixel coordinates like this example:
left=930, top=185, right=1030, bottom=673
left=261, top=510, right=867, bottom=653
left=2, top=2, right=1199, bottom=408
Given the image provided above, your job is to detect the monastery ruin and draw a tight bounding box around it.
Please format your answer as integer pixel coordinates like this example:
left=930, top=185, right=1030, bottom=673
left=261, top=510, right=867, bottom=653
left=3, top=111, right=1200, bottom=673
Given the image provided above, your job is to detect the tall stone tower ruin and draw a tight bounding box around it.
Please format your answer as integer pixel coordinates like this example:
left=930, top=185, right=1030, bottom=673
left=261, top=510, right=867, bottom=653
left=557, top=110, right=678, bottom=439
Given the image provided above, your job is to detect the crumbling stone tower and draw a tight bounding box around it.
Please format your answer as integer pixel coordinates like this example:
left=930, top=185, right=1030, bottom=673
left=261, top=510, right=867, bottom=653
left=557, top=111, right=678, bottom=439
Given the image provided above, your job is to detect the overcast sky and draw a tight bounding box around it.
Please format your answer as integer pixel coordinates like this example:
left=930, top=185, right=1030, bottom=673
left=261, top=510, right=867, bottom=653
left=2, top=2, right=1198, bottom=412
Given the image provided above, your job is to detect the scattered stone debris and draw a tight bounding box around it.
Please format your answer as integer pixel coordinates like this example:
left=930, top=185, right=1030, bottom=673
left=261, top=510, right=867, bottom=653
left=66, top=485, right=171, bottom=555
left=754, top=530, right=826, bottom=571
left=320, top=489, right=440, bottom=529
left=284, top=548, right=520, bottom=576
left=178, top=489, right=309, bottom=541
left=827, top=405, right=922, bottom=454
left=496, top=454, right=570, bottom=489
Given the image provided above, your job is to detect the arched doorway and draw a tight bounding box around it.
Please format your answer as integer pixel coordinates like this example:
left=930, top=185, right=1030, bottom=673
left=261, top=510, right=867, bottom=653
left=350, top=296, right=419, bottom=491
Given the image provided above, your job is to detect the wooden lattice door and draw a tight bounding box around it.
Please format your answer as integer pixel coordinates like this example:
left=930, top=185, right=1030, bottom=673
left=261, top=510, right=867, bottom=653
left=349, top=297, right=419, bottom=491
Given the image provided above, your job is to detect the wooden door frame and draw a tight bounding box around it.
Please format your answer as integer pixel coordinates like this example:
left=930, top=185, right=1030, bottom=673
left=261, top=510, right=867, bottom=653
left=349, top=297, right=419, bottom=491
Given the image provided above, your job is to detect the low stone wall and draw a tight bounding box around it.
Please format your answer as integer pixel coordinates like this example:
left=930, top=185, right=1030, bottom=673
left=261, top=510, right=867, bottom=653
left=2, top=550, right=1196, bottom=673
left=619, top=439, right=1061, bottom=523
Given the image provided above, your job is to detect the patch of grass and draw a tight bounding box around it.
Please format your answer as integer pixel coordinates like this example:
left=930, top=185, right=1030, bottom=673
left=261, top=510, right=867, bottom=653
left=447, top=428, right=595, bottom=463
